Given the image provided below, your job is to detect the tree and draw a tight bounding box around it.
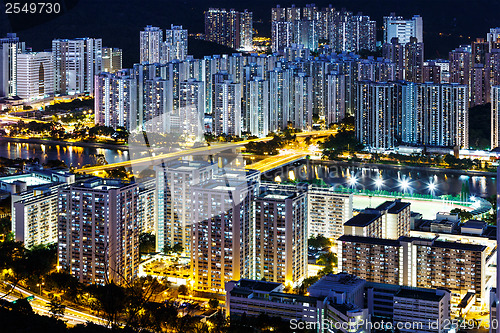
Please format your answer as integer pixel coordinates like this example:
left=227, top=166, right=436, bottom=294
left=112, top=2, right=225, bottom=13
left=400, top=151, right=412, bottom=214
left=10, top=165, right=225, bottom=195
left=208, top=298, right=219, bottom=309
left=450, top=208, right=473, bottom=222
left=308, top=235, right=331, bottom=250
left=321, top=129, right=363, bottom=159
left=172, top=243, right=183, bottom=254
left=177, top=284, right=188, bottom=296
left=163, top=245, right=173, bottom=255
left=139, top=233, right=156, bottom=254
left=105, top=166, right=129, bottom=180
left=484, top=195, right=497, bottom=225
left=123, top=276, right=170, bottom=329
left=48, top=299, right=66, bottom=318
left=90, top=282, right=127, bottom=328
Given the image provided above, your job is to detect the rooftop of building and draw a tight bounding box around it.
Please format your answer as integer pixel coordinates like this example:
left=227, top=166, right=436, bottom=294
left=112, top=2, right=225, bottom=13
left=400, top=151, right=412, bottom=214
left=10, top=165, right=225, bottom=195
left=160, top=160, right=215, bottom=172
left=0, top=168, right=73, bottom=187
left=192, top=178, right=252, bottom=192
left=70, top=177, right=132, bottom=190
left=308, top=273, right=366, bottom=296
left=0, top=173, right=51, bottom=187
left=327, top=301, right=359, bottom=315
left=399, top=236, right=487, bottom=252
left=268, top=291, right=318, bottom=304
left=462, top=220, right=487, bottom=230
left=344, top=212, right=381, bottom=227
left=237, top=279, right=282, bottom=293
left=257, top=189, right=302, bottom=201
left=394, top=287, right=446, bottom=302
left=338, top=235, right=400, bottom=247
left=376, top=200, right=410, bottom=214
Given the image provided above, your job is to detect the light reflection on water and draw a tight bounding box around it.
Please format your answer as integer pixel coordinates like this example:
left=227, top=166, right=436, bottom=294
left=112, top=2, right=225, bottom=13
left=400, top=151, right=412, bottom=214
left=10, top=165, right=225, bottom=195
left=0, top=141, right=129, bottom=168
left=264, top=161, right=497, bottom=198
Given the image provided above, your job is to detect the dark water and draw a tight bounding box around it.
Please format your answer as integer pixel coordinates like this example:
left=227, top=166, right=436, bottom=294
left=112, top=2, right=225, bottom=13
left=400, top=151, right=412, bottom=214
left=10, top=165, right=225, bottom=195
left=262, top=160, right=497, bottom=198
left=0, top=141, right=129, bottom=168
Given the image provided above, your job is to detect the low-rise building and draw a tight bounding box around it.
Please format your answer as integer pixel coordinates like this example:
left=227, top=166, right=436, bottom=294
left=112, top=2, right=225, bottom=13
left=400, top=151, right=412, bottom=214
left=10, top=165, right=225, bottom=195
left=225, top=279, right=320, bottom=322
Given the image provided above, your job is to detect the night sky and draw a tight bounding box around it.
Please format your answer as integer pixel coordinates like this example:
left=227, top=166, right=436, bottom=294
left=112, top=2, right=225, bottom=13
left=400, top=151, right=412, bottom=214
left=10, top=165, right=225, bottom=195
left=2, top=0, right=500, bottom=67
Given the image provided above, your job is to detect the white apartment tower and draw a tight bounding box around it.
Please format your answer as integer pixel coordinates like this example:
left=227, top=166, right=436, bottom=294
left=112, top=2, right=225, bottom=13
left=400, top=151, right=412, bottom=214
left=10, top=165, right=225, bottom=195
left=155, top=161, right=216, bottom=253
left=178, top=79, right=205, bottom=139
left=308, top=188, right=353, bottom=240
left=52, top=38, right=102, bottom=95
left=162, top=25, right=188, bottom=63
left=94, top=71, right=137, bottom=130
left=492, top=86, right=500, bottom=149
left=249, top=77, right=269, bottom=138
left=384, top=14, right=423, bottom=44
left=0, top=33, right=25, bottom=97
left=140, top=25, right=163, bottom=64
left=213, top=79, right=242, bottom=136
left=16, top=52, right=54, bottom=101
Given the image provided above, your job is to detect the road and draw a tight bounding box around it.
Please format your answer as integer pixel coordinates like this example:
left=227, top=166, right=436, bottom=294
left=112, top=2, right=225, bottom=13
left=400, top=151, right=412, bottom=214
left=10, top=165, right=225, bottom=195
left=0, top=114, right=50, bottom=124
left=1, top=282, right=107, bottom=326
left=246, top=153, right=307, bottom=173
left=74, top=129, right=336, bottom=174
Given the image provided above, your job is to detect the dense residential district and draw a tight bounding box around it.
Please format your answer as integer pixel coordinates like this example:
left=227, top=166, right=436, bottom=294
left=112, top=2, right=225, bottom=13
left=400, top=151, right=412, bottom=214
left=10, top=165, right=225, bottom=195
left=1, top=3, right=500, bottom=333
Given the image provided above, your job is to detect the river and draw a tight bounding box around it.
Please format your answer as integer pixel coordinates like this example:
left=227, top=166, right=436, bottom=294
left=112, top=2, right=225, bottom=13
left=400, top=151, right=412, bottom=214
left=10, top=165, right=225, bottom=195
left=261, top=159, right=497, bottom=198
left=0, top=140, right=129, bottom=168
left=0, top=141, right=496, bottom=198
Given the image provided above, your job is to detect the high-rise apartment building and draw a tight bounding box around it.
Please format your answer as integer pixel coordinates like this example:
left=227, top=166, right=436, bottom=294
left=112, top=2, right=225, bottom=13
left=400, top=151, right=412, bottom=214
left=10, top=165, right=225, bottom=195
left=155, top=161, right=216, bottom=253
left=325, top=71, right=346, bottom=125
left=213, top=79, right=242, bottom=136
left=52, top=38, right=102, bottom=95
left=16, top=52, right=54, bottom=101
left=356, top=81, right=468, bottom=149
left=248, top=77, right=269, bottom=138
left=94, top=71, right=136, bottom=130
left=416, top=83, right=469, bottom=148
left=162, top=25, right=188, bottom=63
left=191, top=177, right=258, bottom=292
left=271, top=21, right=293, bottom=53
left=308, top=188, right=353, bottom=240
left=102, top=47, right=122, bottom=73
left=356, top=81, right=400, bottom=149
left=268, top=67, right=293, bottom=131
left=293, top=72, right=313, bottom=131
left=491, top=85, right=500, bottom=149
left=339, top=235, right=487, bottom=304
left=405, top=37, right=424, bottom=83
left=140, top=25, right=163, bottom=64
left=0, top=33, right=25, bottom=97
left=449, top=46, right=471, bottom=86
left=254, top=189, right=307, bottom=287
left=178, top=78, right=205, bottom=139
left=204, top=8, right=253, bottom=51
left=58, top=178, right=140, bottom=285
left=9, top=169, right=75, bottom=248
left=383, top=14, right=423, bottom=44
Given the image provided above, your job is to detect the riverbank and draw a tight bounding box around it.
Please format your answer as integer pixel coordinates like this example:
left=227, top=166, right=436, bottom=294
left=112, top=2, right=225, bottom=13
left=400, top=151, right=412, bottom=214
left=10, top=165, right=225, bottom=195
left=0, top=137, right=129, bottom=151
left=313, top=159, right=497, bottom=177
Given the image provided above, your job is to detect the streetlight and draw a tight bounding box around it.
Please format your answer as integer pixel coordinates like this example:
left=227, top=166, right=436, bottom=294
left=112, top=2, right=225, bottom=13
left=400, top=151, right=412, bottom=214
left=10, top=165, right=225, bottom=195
left=348, top=176, right=357, bottom=187
left=374, top=177, right=383, bottom=190
left=399, top=178, right=410, bottom=193
left=36, top=282, right=44, bottom=295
